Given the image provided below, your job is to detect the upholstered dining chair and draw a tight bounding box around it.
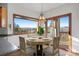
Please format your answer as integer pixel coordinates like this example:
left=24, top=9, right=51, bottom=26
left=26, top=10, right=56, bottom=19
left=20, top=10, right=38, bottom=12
left=19, top=36, right=35, bottom=56
left=43, top=37, right=60, bottom=56
left=59, top=33, right=69, bottom=51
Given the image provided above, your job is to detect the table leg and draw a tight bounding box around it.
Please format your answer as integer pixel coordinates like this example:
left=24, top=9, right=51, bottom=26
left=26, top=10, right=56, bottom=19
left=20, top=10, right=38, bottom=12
left=40, top=45, right=45, bottom=56
left=36, top=45, right=43, bottom=56
left=40, top=45, right=43, bottom=55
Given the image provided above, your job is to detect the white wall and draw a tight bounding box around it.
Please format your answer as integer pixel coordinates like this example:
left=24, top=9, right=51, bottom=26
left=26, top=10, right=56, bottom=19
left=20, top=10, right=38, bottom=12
left=45, top=3, right=79, bottom=53
left=7, top=3, right=38, bottom=34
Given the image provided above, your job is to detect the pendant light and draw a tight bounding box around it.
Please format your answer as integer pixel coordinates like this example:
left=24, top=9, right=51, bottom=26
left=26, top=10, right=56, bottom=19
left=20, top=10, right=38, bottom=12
left=39, top=4, right=46, bottom=22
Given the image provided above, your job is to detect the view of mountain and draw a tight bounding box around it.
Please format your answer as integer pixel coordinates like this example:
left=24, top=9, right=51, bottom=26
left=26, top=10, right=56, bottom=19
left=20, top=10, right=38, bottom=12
left=60, top=26, right=69, bottom=32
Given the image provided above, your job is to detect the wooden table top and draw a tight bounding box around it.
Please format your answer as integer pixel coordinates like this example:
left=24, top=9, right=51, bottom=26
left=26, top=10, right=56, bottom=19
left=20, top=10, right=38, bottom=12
left=26, top=38, right=52, bottom=45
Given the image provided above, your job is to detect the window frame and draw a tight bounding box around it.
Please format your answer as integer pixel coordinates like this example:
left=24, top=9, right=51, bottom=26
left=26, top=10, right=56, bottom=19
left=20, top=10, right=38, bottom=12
left=47, top=13, right=72, bottom=35
left=13, top=14, right=38, bottom=35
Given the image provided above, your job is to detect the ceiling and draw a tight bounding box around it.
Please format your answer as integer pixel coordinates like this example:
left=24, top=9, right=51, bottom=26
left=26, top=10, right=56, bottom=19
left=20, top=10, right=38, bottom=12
left=15, top=3, right=65, bottom=13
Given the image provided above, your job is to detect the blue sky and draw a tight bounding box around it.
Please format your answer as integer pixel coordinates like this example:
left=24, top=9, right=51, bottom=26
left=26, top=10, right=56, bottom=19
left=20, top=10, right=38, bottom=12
left=48, top=20, right=52, bottom=27
left=48, top=16, right=69, bottom=27
left=14, top=18, right=37, bottom=28
left=59, top=16, right=69, bottom=27
left=14, top=16, right=69, bottom=28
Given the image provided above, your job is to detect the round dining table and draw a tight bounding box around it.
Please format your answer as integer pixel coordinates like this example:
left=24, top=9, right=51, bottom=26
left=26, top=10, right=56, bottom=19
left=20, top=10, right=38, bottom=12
left=26, top=38, right=52, bottom=56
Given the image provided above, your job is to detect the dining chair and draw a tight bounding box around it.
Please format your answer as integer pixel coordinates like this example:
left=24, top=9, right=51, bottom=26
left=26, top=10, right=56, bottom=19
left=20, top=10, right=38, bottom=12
left=59, top=33, right=69, bottom=51
left=43, top=37, right=60, bottom=56
left=19, top=36, right=35, bottom=56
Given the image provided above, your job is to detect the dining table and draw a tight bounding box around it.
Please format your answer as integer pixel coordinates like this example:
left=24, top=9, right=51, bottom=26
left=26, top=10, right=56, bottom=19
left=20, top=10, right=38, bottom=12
left=26, top=37, right=52, bottom=56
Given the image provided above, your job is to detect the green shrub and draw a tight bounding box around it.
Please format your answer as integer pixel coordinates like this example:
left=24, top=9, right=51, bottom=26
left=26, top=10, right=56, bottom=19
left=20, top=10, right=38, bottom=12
left=37, top=26, right=44, bottom=36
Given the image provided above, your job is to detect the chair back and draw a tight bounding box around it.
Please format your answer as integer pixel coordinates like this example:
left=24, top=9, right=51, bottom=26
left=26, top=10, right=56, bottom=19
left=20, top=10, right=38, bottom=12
left=19, top=37, right=26, bottom=51
left=53, top=37, right=60, bottom=55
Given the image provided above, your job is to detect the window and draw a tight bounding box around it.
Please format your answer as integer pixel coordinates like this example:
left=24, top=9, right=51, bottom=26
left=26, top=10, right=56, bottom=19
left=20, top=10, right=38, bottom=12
left=59, top=16, right=69, bottom=33
left=47, top=20, right=56, bottom=37
left=46, top=13, right=71, bottom=51
left=47, top=20, right=53, bottom=33
left=14, top=18, right=37, bottom=34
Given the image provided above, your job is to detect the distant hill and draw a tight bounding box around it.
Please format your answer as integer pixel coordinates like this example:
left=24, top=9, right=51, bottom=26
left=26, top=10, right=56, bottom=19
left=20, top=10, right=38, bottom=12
left=60, top=26, right=69, bottom=32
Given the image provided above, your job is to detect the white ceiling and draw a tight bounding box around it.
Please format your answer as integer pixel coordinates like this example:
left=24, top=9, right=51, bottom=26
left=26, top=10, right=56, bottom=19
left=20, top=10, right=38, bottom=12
left=14, top=3, right=64, bottom=13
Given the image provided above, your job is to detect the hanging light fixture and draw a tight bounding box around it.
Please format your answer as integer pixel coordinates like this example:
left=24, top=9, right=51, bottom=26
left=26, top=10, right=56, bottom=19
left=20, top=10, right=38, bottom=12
left=39, top=4, right=46, bottom=22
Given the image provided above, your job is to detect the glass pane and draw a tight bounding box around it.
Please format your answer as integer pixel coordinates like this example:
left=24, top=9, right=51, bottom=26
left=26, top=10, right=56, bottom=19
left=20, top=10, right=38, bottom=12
left=59, top=16, right=69, bottom=32
left=47, top=20, right=52, bottom=27
left=14, top=18, right=37, bottom=34
left=47, top=20, right=53, bottom=33
left=47, top=20, right=56, bottom=37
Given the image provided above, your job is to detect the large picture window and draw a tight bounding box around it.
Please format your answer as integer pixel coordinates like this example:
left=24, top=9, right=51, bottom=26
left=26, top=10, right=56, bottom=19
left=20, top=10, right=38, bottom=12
left=13, top=18, right=37, bottom=34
